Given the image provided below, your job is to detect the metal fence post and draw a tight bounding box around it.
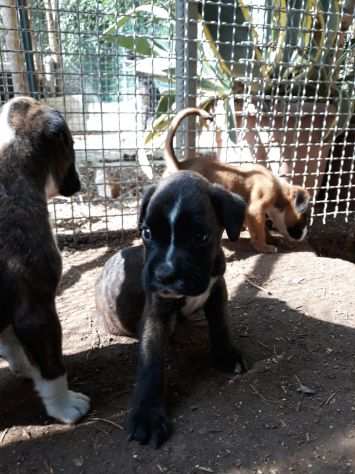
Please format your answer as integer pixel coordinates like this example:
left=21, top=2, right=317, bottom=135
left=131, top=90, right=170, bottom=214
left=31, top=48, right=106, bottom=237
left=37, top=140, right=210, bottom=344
left=175, top=0, right=185, bottom=158
left=176, top=0, right=198, bottom=159
left=16, top=0, right=38, bottom=97
left=185, top=0, right=198, bottom=159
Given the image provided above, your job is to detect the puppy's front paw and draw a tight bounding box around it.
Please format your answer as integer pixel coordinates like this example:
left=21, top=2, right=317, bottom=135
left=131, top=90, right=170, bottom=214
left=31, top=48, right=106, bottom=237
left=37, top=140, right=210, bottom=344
left=35, top=375, right=90, bottom=424
left=128, top=403, right=171, bottom=448
left=45, top=390, right=90, bottom=424
left=211, top=346, right=247, bottom=374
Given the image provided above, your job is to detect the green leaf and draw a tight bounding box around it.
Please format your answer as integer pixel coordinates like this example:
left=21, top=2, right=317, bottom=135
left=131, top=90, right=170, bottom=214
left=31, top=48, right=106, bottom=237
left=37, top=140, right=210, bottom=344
left=144, top=113, right=174, bottom=144
left=156, top=93, right=176, bottom=117
left=106, top=34, right=154, bottom=56
left=199, top=78, right=229, bottom=95
left=152, top=39, right=168, bottom=53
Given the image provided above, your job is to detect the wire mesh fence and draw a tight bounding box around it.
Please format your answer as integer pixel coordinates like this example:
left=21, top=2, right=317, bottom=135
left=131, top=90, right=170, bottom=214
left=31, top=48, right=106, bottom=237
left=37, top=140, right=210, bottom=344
left=0, top=0, right=354, bottom=239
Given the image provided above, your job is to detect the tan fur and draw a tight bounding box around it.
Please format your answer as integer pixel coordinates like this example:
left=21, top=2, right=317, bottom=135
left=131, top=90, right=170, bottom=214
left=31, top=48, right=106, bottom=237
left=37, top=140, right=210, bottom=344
left=163, top=108, right=310, bottom=253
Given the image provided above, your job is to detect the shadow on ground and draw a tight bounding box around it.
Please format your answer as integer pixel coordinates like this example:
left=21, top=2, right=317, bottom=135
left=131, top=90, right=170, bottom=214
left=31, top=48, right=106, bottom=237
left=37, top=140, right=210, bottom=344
left=58, top=232, right=138, bottom=295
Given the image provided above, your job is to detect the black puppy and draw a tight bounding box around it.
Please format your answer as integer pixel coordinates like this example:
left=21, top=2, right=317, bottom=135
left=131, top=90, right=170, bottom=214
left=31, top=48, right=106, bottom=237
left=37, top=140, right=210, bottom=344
left=0, top=97, right=90, bottom=423
left=104, top=171, right=246, bottom=447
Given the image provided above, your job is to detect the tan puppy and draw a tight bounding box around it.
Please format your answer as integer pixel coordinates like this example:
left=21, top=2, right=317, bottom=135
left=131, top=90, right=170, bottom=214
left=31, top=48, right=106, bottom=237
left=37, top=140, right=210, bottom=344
left=163, top=107, right=310, bottom=253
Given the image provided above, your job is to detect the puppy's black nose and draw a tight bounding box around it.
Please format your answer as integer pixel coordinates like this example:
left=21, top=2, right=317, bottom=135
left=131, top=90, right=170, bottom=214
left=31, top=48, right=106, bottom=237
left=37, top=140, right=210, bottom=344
left=155, top=263, right=176, bottom=285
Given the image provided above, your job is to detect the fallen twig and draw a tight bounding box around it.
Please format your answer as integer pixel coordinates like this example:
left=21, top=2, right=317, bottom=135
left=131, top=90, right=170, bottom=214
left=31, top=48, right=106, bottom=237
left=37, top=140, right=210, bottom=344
left=244, top=276, right=272, bottom=296
left=257, top=340, right=272, bottom=352
left=320, top=392, right=336, bottom=407
left=87, top=417, right=124, bottom=430
left=195, top=466, right=214, bottom=473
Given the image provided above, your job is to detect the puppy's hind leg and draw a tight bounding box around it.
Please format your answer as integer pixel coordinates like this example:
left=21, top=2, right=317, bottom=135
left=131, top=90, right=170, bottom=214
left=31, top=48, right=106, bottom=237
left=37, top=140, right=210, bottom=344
left=13, top=302, right=90, bottom=424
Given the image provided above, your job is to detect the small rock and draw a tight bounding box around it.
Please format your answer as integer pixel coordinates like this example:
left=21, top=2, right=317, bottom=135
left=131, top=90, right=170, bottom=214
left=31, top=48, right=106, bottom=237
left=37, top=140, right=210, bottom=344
left=297, top=383, right=316, bottom=395
left=73, top=456, right=84, bottom=467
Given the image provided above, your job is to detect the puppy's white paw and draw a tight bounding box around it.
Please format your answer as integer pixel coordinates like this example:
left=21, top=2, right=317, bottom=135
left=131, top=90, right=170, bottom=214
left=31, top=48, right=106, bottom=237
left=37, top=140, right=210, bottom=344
left=35, top=374, right=90, bottom=424
left=45, top=390, right=90, bottom=424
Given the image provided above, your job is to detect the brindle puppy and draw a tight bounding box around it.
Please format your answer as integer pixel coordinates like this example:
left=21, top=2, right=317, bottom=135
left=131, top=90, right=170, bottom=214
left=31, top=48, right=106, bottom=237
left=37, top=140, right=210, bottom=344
left=0, top=97, right=90, bottom=424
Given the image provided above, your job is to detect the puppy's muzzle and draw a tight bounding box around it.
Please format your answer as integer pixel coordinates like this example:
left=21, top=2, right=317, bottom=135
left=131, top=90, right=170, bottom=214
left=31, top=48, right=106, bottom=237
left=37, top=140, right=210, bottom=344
left=59, top=163, right=81, bottom=197
left=153, top=263, right=184, bottom=298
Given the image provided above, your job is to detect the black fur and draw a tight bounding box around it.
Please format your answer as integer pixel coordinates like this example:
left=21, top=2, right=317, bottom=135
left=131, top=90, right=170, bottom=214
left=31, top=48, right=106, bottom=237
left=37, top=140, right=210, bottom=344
left=128, top=171, right=246, bottom=447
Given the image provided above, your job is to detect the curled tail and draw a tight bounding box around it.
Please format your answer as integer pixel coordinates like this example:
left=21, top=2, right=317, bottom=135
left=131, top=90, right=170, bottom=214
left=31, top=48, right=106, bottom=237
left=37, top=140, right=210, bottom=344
left=164, top=107, right=213, bottom=171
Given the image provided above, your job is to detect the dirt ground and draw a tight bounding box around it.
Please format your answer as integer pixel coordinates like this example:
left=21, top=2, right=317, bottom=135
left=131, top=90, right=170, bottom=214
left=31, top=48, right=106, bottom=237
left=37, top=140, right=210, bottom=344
left=1, top=232, right=355, bottom=474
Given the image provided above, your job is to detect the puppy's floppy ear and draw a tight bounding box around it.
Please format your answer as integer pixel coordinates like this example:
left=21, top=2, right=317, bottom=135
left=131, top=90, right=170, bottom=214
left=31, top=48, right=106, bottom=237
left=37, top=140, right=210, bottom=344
left=209, top=184, right=246, bottom=241
left=138, top=185, right=157, bottom=229
left=293, top=188, right=310, bottom=214
left=41, top=109, right=69, bottom=145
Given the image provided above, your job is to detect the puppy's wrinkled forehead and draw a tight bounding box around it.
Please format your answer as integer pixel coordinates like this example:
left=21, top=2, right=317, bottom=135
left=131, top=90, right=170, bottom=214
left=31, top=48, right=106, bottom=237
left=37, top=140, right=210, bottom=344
left=145, top=174, right=214, bottom=232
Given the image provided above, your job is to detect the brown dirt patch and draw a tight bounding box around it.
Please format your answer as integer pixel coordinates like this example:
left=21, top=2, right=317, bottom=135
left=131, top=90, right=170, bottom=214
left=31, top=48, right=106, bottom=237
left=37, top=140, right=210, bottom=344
left=1, top=236, right=355, bottom=474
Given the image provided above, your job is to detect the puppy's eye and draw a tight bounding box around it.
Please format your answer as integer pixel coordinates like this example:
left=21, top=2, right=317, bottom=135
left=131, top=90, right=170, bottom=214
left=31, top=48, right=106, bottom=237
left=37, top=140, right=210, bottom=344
left=196, top=232, right=209, bottom=244
left=141, top=227, right=151, bottom=241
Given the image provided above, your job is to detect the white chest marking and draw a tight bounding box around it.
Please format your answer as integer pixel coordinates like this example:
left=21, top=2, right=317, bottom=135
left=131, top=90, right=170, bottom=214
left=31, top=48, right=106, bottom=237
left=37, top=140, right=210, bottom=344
left=0, top=101, right=15, bottom=150
left=182, top=277, right=217, bottom=316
